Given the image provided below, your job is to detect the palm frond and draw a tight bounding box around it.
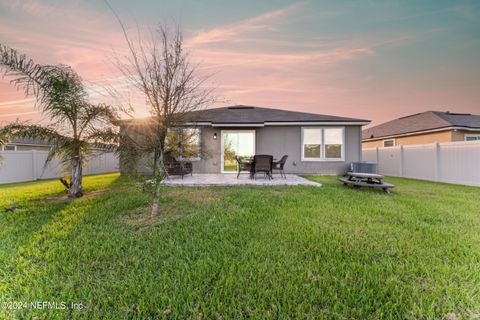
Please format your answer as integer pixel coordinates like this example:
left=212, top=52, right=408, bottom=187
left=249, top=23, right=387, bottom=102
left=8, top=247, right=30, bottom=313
left=0, top=123, right=72, bottom=163
left=0, top=122, right=69, bottom=144
left=0, top=132, right=7, bottom=147
left=86, top=128, right=119, bottom=152
left=0, top=44, right=88, bottom=123
left=78, top=103, right=119, bottom=138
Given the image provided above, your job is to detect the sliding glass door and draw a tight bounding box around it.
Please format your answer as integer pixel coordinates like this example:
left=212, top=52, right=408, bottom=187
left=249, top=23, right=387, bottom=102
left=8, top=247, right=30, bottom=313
left=221, top=131, right=256, bottom=173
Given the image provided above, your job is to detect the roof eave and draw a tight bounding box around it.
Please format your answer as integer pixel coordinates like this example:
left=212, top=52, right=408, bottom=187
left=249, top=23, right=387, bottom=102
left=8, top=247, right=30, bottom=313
left=186, top=120, right=370, bottom=127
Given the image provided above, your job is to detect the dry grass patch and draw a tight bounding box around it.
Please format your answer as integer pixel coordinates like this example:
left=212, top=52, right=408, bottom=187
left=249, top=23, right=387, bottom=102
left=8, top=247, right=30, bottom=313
left=41, top=188, right=111, bottom=204
left=119, top=206, right=180, bottom=229
left=120, top=187, right=226, bottom=228
left=165, top=187, right=225, bottom=207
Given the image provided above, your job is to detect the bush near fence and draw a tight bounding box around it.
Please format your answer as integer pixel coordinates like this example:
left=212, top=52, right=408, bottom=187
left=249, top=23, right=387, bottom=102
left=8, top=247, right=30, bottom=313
left=0, top=150, right=119, bottom=184
left=363, top=141, right=480, bottom=187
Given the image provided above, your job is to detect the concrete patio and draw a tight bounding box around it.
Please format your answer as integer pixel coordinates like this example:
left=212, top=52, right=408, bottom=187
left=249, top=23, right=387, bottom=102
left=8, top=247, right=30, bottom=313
left=163, top=174, right=321, bottom=187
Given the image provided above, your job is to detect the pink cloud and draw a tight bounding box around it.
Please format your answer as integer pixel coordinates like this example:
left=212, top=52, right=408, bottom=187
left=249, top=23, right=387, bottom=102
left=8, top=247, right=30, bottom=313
left=0, top=0, right=56, bottom=16
left=188, top=2, right=305, bottom=45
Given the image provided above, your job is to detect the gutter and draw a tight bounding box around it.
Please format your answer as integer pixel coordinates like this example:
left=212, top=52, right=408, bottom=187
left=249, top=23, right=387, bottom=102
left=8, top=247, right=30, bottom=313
left=185, top=121, right=370, bottom=127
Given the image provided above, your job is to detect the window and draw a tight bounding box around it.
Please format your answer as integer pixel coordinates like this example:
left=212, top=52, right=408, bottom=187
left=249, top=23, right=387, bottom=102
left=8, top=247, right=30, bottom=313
left=221, top=130, right=255, bottom=172
left=465, top=134, right=480, bottom=141
left=383, top=139, right=395, bottom=147
left=181, top=128, right=200, bottom=159
left=301, top=127, right=344, bottom=161
left=325, top=128, right=343, bottom=158
left=1, top=145, right=16, bottom=151
left=165, top=127, right=201, bottom=160
left=303, top=128, right=322, bottom=159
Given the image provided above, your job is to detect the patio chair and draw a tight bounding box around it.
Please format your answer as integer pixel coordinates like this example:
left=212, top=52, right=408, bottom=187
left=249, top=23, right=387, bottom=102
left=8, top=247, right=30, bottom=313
left=164, top=154, right=192, bottom=179
left=235, top=156, right=253, bottom=179
left=272, top=155, right=288, bottom=179
left=252, top=155, right=273, bottom=180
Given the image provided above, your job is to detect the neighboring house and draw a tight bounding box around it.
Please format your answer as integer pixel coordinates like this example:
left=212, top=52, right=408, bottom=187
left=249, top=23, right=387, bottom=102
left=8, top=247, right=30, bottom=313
left=362, top=111, right=480, bottom=148
left=120, top=105, right=370, bottom=175
left=0, top=138, right=51, bottom=151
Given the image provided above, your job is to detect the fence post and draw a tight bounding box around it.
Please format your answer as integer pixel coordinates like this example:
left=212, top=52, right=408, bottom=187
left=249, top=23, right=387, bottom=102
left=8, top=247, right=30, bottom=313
left=31, top=150, right=37, bottom=180
left=399, top=145, right=404, bottom=177
left=433, top=142, right=440, bottom=181
left=375, top=146, right=379, bottom=164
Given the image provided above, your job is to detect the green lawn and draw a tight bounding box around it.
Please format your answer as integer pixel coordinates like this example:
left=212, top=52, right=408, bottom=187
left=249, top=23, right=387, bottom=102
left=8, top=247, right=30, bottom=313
left=1, top=174, right=479, bottom=319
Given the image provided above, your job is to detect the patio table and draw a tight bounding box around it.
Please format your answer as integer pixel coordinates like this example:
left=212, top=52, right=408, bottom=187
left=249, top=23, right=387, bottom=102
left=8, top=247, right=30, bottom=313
left=244, top=157, right=277, bottom=164
left=340, top=172, right=394, bottom=193
left=346, top=172, right=384, bottom=184
left=247, top=155, right=276, bottom=179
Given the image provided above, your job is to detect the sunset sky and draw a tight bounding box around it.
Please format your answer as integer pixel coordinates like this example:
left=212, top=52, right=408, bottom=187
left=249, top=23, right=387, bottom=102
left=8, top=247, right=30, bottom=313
left=0, top=0, right=479, bottom=126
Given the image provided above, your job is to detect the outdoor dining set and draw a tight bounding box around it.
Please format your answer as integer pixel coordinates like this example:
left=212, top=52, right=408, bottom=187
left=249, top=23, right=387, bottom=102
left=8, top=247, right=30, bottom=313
left=235, top=155, right=288, bottom=179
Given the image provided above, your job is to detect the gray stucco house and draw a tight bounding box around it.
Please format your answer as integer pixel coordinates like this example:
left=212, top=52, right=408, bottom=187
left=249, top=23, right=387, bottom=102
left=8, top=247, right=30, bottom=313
left=120, top=105, right=370, bottom=175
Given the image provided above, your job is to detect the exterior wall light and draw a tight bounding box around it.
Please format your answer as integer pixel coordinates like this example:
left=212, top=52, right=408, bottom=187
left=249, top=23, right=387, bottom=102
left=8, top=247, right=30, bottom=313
left=213, top=133, right=217, bottom=140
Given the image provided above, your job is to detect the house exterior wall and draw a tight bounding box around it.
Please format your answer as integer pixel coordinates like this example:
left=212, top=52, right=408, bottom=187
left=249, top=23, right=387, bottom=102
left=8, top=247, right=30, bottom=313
left=119, top=124, right=155, bottom=175
left=191, top=127, right=222, bottom=173
left=452, top=129, right=480, bottom=141
left=192, top=125, right=362, bottom=174
left=122, top=124, right=363, bottom=175
left=451, top=130, right=465, bottom=141
left=362, top=130, right=453, bottom=148
left=255, top=125, right=361, bottom=174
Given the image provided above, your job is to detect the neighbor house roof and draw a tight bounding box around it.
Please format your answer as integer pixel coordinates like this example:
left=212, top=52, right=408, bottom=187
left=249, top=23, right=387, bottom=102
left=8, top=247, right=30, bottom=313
left=362, top=111, right=480, bottom=140
left=0, top=137, right=51, bottom=146
left=184, top=105, right=370, bottom=126
left=8, top=138, right=51, bottom=145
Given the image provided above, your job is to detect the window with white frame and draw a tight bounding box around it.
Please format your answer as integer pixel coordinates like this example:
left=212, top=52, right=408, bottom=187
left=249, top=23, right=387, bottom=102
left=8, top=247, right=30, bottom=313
left=325, top=128, right=343, bottom=158
left=303, top=128, right=322, bottom=159
left=465, top=134, right=480, bottom=141
left=383, top=139, right=395, bottom=147
left=301, top=127, right=344, bottom=161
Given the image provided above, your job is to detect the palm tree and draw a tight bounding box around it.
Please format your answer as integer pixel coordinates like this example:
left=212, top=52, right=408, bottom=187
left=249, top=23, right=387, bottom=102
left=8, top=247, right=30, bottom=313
left=0, top=45, right=118, bottom=198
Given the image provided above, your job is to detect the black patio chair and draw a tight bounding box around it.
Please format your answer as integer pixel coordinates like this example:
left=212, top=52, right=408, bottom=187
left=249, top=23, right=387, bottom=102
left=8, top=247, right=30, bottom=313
left=272, top=155, right=288, bottom=179
left=252, top=155, right=273, bottom=180
left=235, top=156, right=253, bottom=179
left=164, top=154, right=192, bottom=179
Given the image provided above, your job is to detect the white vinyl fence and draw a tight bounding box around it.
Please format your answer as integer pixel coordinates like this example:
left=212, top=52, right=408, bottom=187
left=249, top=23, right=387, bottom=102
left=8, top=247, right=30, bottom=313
left=0, top=150, right=119, bottom=184
left=363, top=141, right=480, bottom=187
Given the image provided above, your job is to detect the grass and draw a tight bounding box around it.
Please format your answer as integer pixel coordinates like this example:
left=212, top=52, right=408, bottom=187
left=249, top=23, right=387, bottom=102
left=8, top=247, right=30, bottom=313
left=0, top=173, right=479, bottom=319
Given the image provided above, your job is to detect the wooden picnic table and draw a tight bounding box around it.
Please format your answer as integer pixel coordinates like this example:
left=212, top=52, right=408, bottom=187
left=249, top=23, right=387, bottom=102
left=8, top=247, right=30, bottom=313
left=339, top=171, right=394, bottom=193
left=347, top=172, right=384, bottom=182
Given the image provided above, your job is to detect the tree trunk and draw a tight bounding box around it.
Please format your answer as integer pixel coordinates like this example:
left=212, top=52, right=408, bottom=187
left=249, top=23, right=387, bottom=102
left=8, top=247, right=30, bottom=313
left=150, top=148, right=166, bottom=218
left=70, top=155, right=83, bottom=198
left=150, top=175, right=161, bottom=218
left=152, top=148, right=159, bottom=176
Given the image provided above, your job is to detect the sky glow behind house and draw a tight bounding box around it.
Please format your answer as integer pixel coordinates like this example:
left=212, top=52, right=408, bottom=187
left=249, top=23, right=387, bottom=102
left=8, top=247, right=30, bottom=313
left=0, top=0, right=479, bottom=126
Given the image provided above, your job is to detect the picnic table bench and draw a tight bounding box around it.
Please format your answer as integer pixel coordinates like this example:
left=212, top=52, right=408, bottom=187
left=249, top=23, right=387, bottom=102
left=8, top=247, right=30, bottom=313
left=339, top=171, right=395, bottom=193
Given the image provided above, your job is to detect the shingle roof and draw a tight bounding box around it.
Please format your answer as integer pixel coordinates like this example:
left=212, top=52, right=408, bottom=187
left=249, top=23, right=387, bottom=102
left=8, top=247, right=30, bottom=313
left=184, top=105, right=369, bottom=124
left=433, top=111, right=480, bottom=128
left=362, top=111, right=480, bottom=140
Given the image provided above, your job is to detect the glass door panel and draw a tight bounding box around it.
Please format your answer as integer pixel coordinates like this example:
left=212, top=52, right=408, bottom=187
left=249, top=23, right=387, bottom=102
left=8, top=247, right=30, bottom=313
left=222, top=131, right=255, bottom=172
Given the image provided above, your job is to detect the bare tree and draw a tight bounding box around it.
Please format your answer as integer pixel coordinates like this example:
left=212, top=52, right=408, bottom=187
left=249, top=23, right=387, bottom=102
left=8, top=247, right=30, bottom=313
left=111, top=15, right=217, bottom=217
